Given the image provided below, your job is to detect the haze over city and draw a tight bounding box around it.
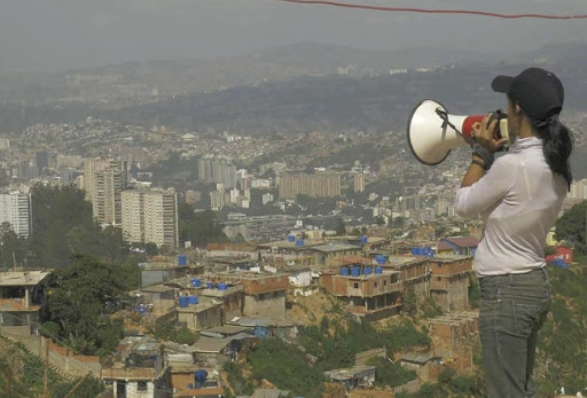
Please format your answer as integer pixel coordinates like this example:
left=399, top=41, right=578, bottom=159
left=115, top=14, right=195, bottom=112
left=0, top=0, right=586, bottom=69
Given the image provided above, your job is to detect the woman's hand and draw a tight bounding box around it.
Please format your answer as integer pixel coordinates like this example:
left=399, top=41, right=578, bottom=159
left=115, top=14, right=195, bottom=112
left=472, top=113, right=509, bottom=153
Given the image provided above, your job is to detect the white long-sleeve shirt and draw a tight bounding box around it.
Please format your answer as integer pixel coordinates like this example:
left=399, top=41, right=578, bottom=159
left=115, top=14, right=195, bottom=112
left=454, top=136, right=567, bottom=277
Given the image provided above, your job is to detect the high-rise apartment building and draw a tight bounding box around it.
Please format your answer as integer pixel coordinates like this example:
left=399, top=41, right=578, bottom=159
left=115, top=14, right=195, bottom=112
left=197, top=157, right=237, bottom=188
left=0, top=193, right=32, bottom=238
left=353, top=174, right=366, bottom=193
left=278, top=172, right=341, bottom=200
left=569, top=178, right=587, bottom=200
left=83, top=159, right=128, bottom=225
left=121, top=189, right=179, bottom=248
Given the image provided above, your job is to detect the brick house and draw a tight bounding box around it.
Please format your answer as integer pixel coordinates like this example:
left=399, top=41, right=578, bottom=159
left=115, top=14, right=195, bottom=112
left=429, top=257, right=473, bottom=311
left=320, top=267, right=402, bottom=321
left=0, top=271, right=50, bottom=337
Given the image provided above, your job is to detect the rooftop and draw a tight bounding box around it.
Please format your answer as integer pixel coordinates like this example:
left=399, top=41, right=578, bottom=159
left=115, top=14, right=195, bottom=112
left=323, top=365, right=376, bottom=381
left=176, top=298, right=222, bottom=314
left=229, top=317, right=301, bottom=328
left=0, top=271, right=51, bottom=287
left=438, top=236, right=480, bottom=249
left=400, top=353, right=441, bottom=365
left=257, top=239, right=325, bottom=250
left=202, top=325, right=253, bottom=337
left=102, top=366, right=158, bottom=381
left=309, top=242, right=361, bottom=253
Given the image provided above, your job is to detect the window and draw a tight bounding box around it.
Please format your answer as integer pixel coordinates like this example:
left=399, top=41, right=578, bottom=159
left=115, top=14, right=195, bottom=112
left=353, top=283, right=359, bottom=289
left=137, top=381, right=148, bottom=391
left=384, top=281, right=387, bottom=286
left=437, top=277, right=441, bottom=281
left=374, top=282, right=378, bottom=288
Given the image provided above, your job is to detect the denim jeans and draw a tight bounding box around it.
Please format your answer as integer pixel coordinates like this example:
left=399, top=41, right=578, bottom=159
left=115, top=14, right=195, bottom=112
left=478, top=268, right=551, bottom=398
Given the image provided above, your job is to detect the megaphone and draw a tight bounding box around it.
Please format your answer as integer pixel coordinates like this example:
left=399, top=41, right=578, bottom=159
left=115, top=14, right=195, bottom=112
left=407, top=99, right=509, bottom=165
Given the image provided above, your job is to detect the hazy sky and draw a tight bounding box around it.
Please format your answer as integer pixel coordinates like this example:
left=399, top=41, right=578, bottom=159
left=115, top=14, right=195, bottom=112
left=0, top=0, right=585, bottom=70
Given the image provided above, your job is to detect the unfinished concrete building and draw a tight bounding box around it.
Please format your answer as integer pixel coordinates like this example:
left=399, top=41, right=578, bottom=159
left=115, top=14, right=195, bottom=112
left=0, top=271, right=50, bottom=337
left=219, top=272, right=289, bottom=319
left=320, top=267, right=402, bottom=322
left=428, top=311, right=479, bottom=373
left=198, top=284, right=243, bottom=323
left=429, top=256, right=473, bottom=311
left=384, top=256, right=430, bottom=301
left=308, top=242, right=363, bottom=268
left=177, top=297, right=223, bottom=331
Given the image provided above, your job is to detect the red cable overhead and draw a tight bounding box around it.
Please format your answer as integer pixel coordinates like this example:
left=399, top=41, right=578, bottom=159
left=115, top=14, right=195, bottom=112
left=274, top=0, right=587, bottom=20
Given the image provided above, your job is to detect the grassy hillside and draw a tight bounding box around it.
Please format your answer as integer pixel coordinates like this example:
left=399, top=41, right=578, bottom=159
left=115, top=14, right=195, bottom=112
left=0, top=336, right=104, bottom=398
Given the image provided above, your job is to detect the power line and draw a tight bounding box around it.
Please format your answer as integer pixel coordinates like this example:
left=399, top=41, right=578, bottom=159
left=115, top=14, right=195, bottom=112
left=271, top=0, right=587, bottom=20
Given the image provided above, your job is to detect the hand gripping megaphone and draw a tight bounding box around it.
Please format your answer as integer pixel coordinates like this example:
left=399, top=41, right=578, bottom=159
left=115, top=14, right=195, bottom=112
left=407, top=99, right=509, bottom=165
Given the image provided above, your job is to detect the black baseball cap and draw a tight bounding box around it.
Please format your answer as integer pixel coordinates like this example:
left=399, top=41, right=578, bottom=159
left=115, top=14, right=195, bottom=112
left=491, top=67, right=564, bottom=121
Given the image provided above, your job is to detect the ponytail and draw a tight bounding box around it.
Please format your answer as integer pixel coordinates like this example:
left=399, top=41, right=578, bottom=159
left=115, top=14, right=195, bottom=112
left=533, top=116, right=573, bottom=190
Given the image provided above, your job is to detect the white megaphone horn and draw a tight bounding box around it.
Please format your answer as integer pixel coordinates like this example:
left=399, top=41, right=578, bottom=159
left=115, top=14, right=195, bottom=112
left=407, top=99, right=509, bottom=165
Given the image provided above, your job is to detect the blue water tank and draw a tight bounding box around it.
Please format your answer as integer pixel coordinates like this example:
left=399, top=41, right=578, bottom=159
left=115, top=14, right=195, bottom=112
left=288, top=235, right=296, bottom=242
left=340, top=267, right=350, bottom=276
left=188, top=296, right=199, bottom=305
left=361, top=235, right=368, bottom=244
left=179, top=296, right=189, bottom=308
left=363, top=266, right=372, bottom=275
left=296, top=239, right=304, bottom=247
left=375, top=254, right=385, bottom=265
left=195, top=370, right=208, bottom=385
left=375, top=266, right=384, bottom=274
left=178, top=255, right=187, bottom=266
left=206, top=281, right=214, bottom=289
left=411, top=247, right=418, bottom=255
left=191, top=278, right=201, bottom=288
left=351, top=266, right=361, bottom=277
left=217, top=283, right=228, bottom=290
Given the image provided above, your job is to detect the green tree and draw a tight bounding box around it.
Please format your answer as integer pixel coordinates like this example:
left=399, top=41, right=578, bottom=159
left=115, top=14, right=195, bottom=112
left=178, top=203, right=228, bottom=247
left=43, top=255, right=126, bottom=356
left=145, top=242, right=158, bottom=256
left=0, top=222, right=28, bottom=270
left=248, top=338, right=324, bottom=397
left=555, top=200, right=587, bottom=246
left=367, top=357, right=417, bottom=388
left=402, top=285, right=417, bottom=317
left=27, top=184, right=131, bottom=268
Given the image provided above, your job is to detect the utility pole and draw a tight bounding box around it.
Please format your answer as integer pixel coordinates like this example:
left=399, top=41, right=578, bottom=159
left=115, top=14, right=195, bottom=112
left=43, top=342, right=49, bottom=398
left=6, top=365, right=11, bottom=398
left=63, top=372, right=92, bottom=398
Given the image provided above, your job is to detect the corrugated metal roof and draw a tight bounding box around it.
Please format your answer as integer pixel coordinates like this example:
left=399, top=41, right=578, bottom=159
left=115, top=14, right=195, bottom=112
left=400, top=353, right=438, bottom=364
left=193, top=336, right=230, bottom=353
left=438, top=236, right=479, bottom=249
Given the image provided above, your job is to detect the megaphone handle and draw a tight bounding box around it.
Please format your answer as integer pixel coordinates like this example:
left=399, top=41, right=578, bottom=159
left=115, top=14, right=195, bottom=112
left=435, top=108, right=471, bottom=145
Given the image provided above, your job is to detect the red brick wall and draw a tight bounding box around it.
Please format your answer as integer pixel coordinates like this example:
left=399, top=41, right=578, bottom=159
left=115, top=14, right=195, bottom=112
left=241, top=275, right=289, bottom=295
left=429, top=258, right=472, bottom=276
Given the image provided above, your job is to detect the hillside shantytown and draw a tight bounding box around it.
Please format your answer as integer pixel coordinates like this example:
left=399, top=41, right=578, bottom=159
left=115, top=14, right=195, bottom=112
left=1, top=39, right=587, bottom=398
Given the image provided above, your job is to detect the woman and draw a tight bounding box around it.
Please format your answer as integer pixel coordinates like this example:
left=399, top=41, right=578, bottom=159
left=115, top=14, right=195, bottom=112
left=454, top=67, right=573, bottom=398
